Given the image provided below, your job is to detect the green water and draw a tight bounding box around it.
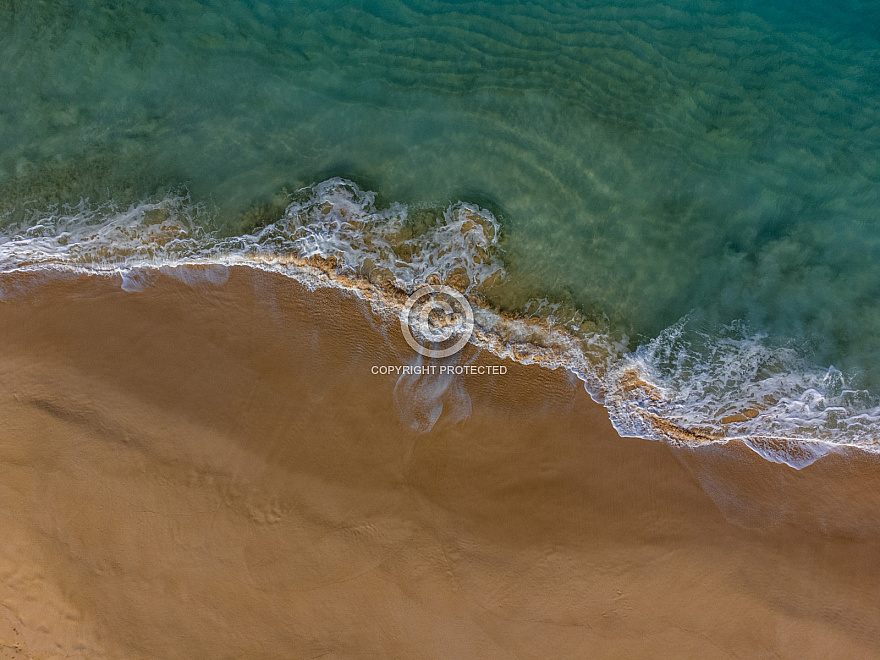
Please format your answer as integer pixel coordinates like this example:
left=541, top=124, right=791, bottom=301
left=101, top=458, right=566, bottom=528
left=2, top=0, right=880, bottom=387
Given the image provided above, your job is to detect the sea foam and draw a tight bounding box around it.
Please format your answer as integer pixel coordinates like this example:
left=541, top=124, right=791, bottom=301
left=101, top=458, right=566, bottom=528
left=2, top=178, right=878, bottom=467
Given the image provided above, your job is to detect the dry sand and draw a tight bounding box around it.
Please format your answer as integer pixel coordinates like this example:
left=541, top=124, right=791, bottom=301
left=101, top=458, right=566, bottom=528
left=1, top=267, right=879, bottom=658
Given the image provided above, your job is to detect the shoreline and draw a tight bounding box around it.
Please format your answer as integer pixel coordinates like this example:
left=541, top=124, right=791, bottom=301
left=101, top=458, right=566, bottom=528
left=1, top=267, right=880, bottom=657
left=2, top=176, right=876, bottom=459
left=3, top=256, right=875, bottom=467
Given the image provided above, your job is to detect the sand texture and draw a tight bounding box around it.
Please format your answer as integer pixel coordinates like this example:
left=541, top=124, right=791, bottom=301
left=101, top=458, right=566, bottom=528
left=1, top=268, right=880, bottom=659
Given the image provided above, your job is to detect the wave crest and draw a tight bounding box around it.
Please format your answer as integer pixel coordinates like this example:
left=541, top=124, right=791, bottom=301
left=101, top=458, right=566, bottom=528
left=0, top=178, right=503, bottom=294
left=2, top=179, right=879, bottom=467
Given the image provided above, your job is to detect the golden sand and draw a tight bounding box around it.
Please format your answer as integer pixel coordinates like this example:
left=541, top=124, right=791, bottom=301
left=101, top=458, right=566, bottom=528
left=1, top=267, right=880, bottom=658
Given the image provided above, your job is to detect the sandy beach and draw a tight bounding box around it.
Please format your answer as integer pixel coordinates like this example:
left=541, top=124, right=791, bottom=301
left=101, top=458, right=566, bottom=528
left=1, top=266, right=880, bottom=659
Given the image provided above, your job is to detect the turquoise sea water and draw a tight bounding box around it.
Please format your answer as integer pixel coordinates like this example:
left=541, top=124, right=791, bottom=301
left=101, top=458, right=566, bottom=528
left=2, top=0, right=880, bottom=455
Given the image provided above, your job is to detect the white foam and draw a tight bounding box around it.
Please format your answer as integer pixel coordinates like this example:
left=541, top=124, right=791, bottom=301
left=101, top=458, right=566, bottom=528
left=603, top=318, right=880, bottom=462
left=2, top=179, right=879, bottom=468
left=0, top=179, right=502, bottom=291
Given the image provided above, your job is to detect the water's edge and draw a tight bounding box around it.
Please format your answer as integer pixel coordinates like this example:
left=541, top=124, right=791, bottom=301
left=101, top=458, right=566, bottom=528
left=2, top=178, right=877, bottom=468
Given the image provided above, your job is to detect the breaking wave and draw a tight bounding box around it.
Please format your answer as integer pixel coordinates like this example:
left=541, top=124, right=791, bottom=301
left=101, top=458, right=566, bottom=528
left=2, top=178, right=878, bottom=468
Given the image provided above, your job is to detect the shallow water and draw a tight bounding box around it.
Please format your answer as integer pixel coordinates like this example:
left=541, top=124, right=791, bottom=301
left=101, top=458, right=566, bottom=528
left=2, top=0, right=880, bottom=454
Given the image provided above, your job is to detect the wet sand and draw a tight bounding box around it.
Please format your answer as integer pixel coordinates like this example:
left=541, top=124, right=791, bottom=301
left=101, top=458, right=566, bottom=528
left=1, top=267, right=880, bottom=659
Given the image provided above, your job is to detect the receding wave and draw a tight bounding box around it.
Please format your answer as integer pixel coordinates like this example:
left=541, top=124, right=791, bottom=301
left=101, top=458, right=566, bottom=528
left=2, top=178, right=878, bottom=468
